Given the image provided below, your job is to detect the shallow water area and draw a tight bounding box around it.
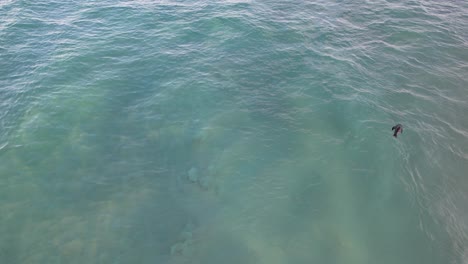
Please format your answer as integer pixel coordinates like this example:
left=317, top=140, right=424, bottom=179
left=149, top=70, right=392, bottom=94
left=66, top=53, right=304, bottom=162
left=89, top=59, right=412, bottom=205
left=1, top=0, right=468, bottom=263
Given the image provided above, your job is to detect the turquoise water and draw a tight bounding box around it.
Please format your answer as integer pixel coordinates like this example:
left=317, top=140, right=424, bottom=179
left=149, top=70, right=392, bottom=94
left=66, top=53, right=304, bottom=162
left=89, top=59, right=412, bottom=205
left=1, top=0, right=468, bottom=263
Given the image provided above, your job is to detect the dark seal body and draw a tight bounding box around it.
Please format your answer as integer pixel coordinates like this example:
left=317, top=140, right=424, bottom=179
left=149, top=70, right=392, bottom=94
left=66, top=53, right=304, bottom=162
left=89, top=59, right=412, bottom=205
left=392, top=124, right=403, bottom=138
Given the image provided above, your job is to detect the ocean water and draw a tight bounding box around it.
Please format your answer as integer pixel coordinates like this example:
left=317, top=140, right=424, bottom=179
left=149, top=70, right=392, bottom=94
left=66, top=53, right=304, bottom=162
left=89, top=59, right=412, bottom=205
left=1, top=0, right=467, bottom=263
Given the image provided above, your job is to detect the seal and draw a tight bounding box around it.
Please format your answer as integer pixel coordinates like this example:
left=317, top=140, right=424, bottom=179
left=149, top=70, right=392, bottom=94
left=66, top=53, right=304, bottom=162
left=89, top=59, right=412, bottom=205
left=392, top=124, right=403, bottom=138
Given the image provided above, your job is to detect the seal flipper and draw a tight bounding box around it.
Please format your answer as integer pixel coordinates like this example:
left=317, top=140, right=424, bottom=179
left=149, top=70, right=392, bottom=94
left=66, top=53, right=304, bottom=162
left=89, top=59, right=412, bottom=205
left=392, top=126, right=396, bottom=131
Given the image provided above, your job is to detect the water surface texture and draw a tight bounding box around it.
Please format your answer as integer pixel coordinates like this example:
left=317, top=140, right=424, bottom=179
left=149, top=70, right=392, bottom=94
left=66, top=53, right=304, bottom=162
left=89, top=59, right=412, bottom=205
left=1, top=0, right=468, bottom=263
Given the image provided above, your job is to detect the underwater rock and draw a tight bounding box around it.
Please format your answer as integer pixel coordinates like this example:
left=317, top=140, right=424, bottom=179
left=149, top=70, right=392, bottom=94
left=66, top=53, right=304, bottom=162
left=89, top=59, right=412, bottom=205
left=187, top=167, right=218, bottom=193
left=170, top=242, right=185, bottom=256
left=170, top=230, right=194, bottom=256
left=188, top=167, right=198, bottom=182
